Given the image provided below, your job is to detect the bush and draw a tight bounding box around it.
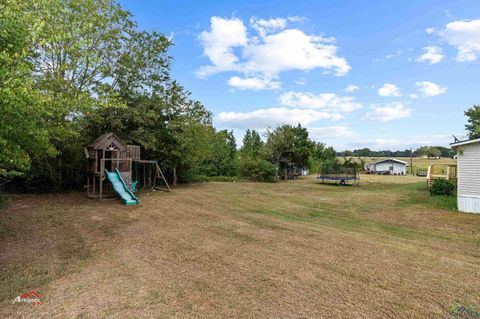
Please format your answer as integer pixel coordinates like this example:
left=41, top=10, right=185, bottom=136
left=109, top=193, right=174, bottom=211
left=239, top=159, right=277, bottom=182
left=430, top=179, right=455, bottom=196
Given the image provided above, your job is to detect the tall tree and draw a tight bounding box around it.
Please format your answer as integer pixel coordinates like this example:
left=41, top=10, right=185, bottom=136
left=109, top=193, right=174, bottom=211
left=241, top=129, right=263, bottom=159
left=5, top=0, right=139, bottom=190
left=0, top=1, right=55, bottom=178
left=415, top=146, right=441, bottom=158
left=465, top=105, right=480, bottom=139
left=264, top=124, right=314, bottom=179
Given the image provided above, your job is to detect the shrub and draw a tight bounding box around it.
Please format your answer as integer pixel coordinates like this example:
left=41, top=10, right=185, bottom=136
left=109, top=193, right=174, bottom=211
left=430, top=179, right=455, bottom=196
left=239, top=159, right=277, bottom=182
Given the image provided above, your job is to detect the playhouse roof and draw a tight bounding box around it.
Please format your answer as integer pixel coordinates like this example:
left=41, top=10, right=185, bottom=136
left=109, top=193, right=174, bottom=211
left=87, top=132, right=127, bottom=150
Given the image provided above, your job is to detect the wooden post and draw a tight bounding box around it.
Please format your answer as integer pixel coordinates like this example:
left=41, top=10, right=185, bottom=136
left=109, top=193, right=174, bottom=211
left=100, top=159, right=104, bottom=200
left=155, top=162, right=172, bottom=191
left=143, top=163, right=146, bottom=188
left=410, top=148, right=414, bottom=175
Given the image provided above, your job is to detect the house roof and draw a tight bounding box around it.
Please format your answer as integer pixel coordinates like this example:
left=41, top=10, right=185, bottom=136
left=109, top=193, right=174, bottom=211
left=372, top=158, right=408, bottom=165
left=450, top=137, right=480, bottom=148
left=87, top=132, right=127, bottom=150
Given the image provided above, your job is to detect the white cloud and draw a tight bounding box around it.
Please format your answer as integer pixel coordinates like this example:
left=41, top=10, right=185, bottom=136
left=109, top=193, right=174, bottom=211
left=440, top=19, right=480, bottom=61
left=410, top=93, right=419, bottom=99
left=243, top=29, right=350, bottom=76
left=345, top=85, right=359, bottom=93
left=279, top=91, right=362, bottom=112
left=378, top=83, right=401, bottom=97
left=197, top=16, right=350, bottom=88
left=416, top=46, right=444, bottom=64
left=287, top=16, right=307, bottom=23
left=362, top=102, right=412, bottom=122
left=415, top=81, right=447, bottom=96
left=228, top=76, right=280, bottom=90
left=425, top=27, right=436, bottom=34
left=308, top=126, right=356, bottom=139
left=250, top=17, right=287, bottom=36
left=216, top=107, right=343, bottom=129
left=197, top=17, right=247, bottom=78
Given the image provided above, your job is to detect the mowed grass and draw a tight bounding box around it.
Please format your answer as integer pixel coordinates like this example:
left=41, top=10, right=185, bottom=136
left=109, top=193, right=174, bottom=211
left=1, top=175, right=479, bottom=318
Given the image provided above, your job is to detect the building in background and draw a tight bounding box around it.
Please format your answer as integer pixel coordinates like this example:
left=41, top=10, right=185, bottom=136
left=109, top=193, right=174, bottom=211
left=366, top=158, right=407, bottom=175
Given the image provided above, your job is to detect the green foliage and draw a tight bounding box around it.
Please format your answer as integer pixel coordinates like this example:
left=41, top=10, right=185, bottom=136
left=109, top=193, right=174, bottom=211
left=4, top=0, right=223, bottom=190
left=308, top=143, right=336, bottom=173
left=193, top=129, right=237, bottom=178
left=338, top=148, right=413, bottom=158
left=415, top=146, right=441, bottom=158
left=239, top=158, right=277, bottom=182
left=240, top=129, right=263, bottom=159
left=430, top=179, right=455, bottom=196
left=263, top=124, right=315, bottom=178
left=465, top=104, right=480, bottom=139
left=0, top=2, right=56, bottom=178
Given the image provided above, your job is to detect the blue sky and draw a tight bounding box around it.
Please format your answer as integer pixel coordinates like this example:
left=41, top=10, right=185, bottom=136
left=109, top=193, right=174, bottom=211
left=119, top=0, right=480, bottom=150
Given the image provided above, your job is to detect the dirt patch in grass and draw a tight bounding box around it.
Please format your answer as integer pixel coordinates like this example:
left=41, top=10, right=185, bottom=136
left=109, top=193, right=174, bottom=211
left=0, top=176, right=479, bottom=318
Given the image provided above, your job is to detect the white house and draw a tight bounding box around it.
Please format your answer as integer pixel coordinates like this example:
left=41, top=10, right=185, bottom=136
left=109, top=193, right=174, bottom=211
left=451, top=138, right=480, bottom=213
left=367, top=158, right=407, bottom=175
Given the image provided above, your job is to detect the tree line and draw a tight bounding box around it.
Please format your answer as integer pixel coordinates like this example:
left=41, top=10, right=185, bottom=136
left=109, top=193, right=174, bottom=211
left=337, top=146, right=455, bottom=158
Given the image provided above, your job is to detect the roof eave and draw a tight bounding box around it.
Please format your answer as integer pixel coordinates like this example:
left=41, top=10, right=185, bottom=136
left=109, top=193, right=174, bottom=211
left=451, top=137, right=480, bottom=148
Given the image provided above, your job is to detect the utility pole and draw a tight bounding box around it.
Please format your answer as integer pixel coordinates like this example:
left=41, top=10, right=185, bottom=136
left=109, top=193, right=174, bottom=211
left=410, top=148, right=414, bottom=176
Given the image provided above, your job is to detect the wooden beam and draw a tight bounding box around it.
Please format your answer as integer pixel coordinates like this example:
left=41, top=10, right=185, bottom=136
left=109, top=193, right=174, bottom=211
left=155, top=162, right=171, bottom=192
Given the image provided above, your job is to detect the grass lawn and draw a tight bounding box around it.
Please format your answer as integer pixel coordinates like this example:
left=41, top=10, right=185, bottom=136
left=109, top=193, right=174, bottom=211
left=1, top=175, right=479, bottom=318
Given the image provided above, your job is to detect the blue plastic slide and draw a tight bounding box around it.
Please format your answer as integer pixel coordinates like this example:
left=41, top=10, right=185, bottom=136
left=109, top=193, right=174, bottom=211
left=104, top=169, right=139, bottom=205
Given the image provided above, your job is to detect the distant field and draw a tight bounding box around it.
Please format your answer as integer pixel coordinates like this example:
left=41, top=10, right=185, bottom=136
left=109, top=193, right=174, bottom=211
left=1, top=175, right=479, bottom=318
left=339, top=156, right=456, bottom=172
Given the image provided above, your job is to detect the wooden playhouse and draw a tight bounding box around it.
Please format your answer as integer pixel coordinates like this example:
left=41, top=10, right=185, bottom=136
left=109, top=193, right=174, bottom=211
left=85, top=132, right=170, bottom=203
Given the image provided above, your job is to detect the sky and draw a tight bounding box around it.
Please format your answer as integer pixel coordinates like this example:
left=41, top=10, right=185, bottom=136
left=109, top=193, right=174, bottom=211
left=119, top=0, right=480, bottom=150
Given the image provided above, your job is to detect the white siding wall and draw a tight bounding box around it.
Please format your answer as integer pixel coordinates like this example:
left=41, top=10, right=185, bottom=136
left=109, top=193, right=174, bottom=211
left=457, top=142, right=480, bottom=213
left=374, top=162, right=406, bottom=175
left=458, top=195, right=480, bottom=213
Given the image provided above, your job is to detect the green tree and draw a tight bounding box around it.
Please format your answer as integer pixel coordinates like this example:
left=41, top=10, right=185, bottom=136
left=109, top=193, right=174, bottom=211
left=465, top=105, right=480, bottom=139
left=263, top=124, right=314, bottom=179
left=308, top=143, right=336, bottom=173
left=194, top=129, right=237, bottom=177
left=416, top=146, right=441, bottom=158
left=0, top=2, right=55, bottom=178
left=82, top=27, right=215, bottom=184
left=240, top=129, right=263, bottom=159
left=5, top=0, right=139, bottom=190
